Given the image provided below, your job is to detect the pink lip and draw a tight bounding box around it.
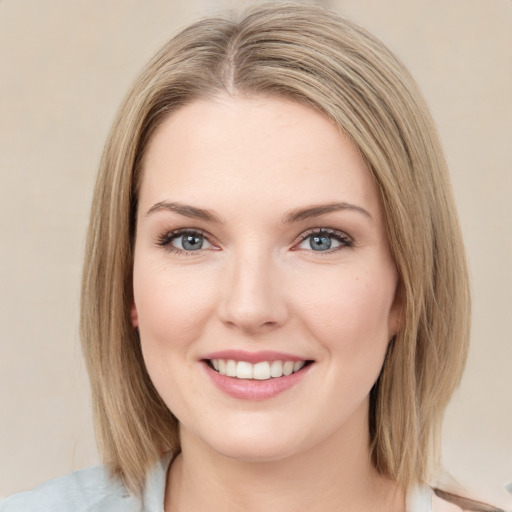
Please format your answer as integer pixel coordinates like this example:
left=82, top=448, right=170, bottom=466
left=202, top=350, right=307, bottom=364
left=202, top=361, right=313, bottom=401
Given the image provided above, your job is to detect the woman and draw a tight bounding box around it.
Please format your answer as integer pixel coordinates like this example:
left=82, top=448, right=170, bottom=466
left=1, top=3, right=501, bottom=511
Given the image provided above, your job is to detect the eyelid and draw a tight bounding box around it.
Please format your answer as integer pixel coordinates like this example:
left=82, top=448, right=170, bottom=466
left=155, top=228, right=219, bottom=254
left=154, top=226, right=353, bottom=254
left=292, top=227, right=353, bottom=252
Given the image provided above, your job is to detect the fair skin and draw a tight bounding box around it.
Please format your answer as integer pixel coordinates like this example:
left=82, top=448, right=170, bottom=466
left=132, top=94, right=404, bottom=512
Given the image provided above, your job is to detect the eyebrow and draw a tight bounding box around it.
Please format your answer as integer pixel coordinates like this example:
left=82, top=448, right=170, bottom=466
left=146, top=201, right=222, bottom=223
left=145, top=200, right=371, bottom=224
left=283, top=202, right=372, bottom=223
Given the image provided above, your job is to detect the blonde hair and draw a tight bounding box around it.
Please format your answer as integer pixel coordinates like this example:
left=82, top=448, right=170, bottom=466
left=81, top=2, right=470, bottom=494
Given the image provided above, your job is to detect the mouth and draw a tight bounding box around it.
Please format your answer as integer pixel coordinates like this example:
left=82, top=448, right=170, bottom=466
left=204, top=359, right=314, bottom=380
left=201, top=352, right=315, bottom=400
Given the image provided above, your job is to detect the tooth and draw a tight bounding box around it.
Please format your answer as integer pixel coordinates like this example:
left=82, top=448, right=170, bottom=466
left=236, top=361, right=253, bottom=379
left=293, top=361, right=305, bottom=372
left=213, top=358, right=306, bottom=379
left=282, top=361, right=294, bottom=376
left=226, top=359, right=237, bottom=377
left=270, top=360, right=283, bottom=378
left=253, top=362, right=271, bottom=380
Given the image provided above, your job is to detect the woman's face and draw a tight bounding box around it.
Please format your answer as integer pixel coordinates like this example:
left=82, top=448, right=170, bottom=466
left=133, top=94, right=400, bottom=461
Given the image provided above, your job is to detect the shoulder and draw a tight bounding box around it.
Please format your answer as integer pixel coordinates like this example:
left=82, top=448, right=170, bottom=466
left=408, top=484, right=464, bottom=512
left=432, top=492, right=466, bottom=512
left=407, top=484, right=502, bottom=512
left=0, top=465, right=141, bottom=512
left=433, top=489, right=504, bottom=512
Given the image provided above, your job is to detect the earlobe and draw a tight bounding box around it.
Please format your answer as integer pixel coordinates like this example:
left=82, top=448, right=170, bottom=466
left=131, top=302, right=139, bottom=328
left=388, top=286, right=403, bottom=339
left=388, top=310, right=401, bottom=340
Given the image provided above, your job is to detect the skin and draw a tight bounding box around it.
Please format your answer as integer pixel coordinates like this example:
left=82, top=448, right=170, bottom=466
left=132, top=94, right=404, bottom=512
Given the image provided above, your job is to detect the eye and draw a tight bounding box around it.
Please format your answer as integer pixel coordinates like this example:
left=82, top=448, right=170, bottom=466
left=156, top=229, right=213, bottom=254
left=295, top=229, right=352, bottom=252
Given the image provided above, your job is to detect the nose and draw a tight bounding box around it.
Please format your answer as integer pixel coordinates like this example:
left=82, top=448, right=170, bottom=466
left=218, top=250, right=289, bottom=334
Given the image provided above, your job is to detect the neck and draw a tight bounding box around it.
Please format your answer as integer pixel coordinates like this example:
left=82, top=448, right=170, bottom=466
left=165, top=406, right=404, bottom=512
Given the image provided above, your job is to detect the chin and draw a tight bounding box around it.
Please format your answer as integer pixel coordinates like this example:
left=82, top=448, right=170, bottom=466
left=185, top=415, right=308, bottom=462
left=208, top=437, right=299, bottom=463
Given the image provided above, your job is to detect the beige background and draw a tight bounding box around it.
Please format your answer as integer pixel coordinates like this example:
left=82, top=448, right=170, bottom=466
left=1, top=0, right=511, bottom=508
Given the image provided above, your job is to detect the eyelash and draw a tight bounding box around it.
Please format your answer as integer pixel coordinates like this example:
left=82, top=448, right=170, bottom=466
left=155, top=229, right=211, bottom=256
left=155, top=227, right=353, bottom=255
left=295, top=228, right=353, bottom=253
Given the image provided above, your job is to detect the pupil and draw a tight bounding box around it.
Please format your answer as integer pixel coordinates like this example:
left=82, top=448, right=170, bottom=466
left=182, top=234, right=203, bottom=251
left=311, top=235, right=331, bottom=251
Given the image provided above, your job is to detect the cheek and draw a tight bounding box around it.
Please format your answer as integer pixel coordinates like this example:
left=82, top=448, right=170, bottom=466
left=132, top=260, right=218, bottom=412
left=133, top=259, right=217, bottom=351
left=293, top=267, right=396, bottom=359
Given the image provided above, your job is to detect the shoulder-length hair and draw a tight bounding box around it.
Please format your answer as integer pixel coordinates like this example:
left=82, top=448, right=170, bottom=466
left=81, top=2, right=470, bottom=494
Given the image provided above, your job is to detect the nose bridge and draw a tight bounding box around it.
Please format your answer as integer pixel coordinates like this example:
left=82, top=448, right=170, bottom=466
left=219, top=243, right=288, bottom=333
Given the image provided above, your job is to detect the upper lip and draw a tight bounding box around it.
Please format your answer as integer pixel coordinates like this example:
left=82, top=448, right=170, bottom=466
left=202, top=350, right=311, bottom=364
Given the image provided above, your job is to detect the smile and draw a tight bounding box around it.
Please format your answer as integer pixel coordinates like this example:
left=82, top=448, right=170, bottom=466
left=208, top=359, right=307, bottom=380
left=201, top=350, right=314, bottom=400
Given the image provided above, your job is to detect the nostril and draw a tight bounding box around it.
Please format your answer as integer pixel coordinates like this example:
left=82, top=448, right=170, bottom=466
left=218, top=268, right=289, bottom=332
left=222, top=317, right=281, bottom=334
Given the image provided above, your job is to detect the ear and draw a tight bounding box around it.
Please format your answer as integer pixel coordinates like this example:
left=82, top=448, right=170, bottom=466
left=131, top=302, right=139, bottom=328
left=388, top=285, right=403, bottom=339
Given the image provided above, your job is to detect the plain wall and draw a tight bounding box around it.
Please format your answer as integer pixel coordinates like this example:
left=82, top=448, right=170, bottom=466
left=1, top=0, right=510, bottom=508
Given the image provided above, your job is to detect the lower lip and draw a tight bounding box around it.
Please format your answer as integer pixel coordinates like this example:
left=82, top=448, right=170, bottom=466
left=203, top=362, right=312, bottom=401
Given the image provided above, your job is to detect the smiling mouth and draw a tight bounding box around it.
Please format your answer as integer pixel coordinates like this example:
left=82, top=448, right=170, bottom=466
left=205, top=359, right=313, bottom=380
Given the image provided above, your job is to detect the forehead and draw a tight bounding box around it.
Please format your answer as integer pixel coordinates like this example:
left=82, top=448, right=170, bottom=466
left=139, top=94, right=381, bottom=219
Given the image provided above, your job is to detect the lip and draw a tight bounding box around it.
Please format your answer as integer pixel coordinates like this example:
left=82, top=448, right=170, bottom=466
left=201, top=359, right=313, bottom=401
left=201, top=350, right=307, bottom=364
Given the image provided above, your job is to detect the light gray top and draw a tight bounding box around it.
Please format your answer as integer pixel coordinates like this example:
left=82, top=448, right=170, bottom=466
left=0, top=453, right=172, bottom=512
left=1, top=454, right=459, bottom=512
